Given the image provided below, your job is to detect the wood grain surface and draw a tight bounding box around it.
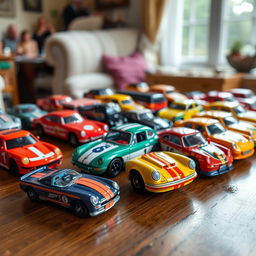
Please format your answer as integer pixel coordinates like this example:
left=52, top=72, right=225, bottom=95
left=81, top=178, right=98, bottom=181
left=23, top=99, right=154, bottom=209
left=0, top=136, right=255, bottom=256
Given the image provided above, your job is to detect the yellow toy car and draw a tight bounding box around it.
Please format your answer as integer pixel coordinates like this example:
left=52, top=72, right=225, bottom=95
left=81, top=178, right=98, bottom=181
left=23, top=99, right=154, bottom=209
left=174, top=117, right=254, bottom=160
left=158, top=99, right=202, bottom=122
left=196, top=111, right=256, bottom=144
left=205, top=101, right=256, bottom=124
left=100, top=94, right=144, bottom=111
left=126, top=151, right=197, bottom=193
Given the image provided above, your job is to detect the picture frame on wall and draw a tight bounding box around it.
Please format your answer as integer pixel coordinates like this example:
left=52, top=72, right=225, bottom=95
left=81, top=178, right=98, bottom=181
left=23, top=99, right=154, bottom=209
left=23, top=0, right=42, bottom=12
left=0, top=0, right=15, bottom=17
left=95, top=0, right=130, bottom=10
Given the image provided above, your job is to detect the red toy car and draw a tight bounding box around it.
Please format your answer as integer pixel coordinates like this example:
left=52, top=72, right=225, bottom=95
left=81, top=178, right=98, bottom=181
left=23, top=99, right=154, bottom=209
left=203, top=91, right=237, bottom=103
left=159, top=127, right=233, bottom=176
left=36, top=95, right=72, bottom=111
left=32, top=110, right=108, bottom=146
left=62, top=98, right=100, bottom=110
left=0, top=129, right=62, bottom=176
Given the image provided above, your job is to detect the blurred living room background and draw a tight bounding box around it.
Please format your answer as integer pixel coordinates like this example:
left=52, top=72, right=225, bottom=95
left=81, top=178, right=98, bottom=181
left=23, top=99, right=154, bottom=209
left=0, top=0, right=255, bottom=109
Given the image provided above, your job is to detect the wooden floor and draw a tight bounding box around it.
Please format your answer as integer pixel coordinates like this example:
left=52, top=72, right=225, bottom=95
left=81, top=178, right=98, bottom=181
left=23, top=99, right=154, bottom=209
left=1, top=136, right=256, bottom=256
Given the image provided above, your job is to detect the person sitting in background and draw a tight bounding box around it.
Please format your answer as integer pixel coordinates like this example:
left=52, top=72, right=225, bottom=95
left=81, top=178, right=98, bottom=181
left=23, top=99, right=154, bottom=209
left=17, top=30, right=38, bottom=59
left=63, top=0, right=90, bottom=30
left=33, top=16, right=55, bottom=55
left=2, top=24, right=19, bottom=54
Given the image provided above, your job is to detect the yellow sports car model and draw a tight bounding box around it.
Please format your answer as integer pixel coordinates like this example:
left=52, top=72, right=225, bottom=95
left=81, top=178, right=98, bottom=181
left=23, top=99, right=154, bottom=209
left=196, top=111, right=256, bottom=144
left=174, top=117, right=254, bottom=160
left=205, top=101, right=256, bottom=124
left=158, top=99, right=202, bottom=122
left=100, top=94, right=144, bottom=111
left=126, top=151, right=197, bottom=193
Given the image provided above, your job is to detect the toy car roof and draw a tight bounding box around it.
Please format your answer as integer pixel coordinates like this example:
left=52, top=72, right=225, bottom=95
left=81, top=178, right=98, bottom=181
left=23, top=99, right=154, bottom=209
left=49, top=95, right=72, bottom=100
left=124, top=109, right=152, bottom=114
left=228, top=88, right=254, bottom=94
left=161, top=127, right=197, bottom=136
left=150, top=84, right=175, bottom=91
left=197, top=111, right=232, bottom=118
left=208, top=101, right=239, bottom=108
left=102, top=94, right=132, bottom=100
left=183, top=117, right=218, bottom=126
left=63, top=98, right=100, bottom=107
left=208, top=91, right=233, bottom=97
left=0, top=129, right=32, bottom=139
left=113, top=123, right=152, bottom=133
left=48, top=110, right=79, bottom=117
left=15, top=104, right=38, bottom=109
left=171, top=99, right=197, bottom=105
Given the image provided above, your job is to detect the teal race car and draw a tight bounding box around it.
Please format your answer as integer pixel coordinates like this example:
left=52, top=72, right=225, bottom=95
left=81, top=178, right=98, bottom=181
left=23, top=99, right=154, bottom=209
left=72, top=123, right=159, bottom=177
left=8, top=104, right=47, bottom=129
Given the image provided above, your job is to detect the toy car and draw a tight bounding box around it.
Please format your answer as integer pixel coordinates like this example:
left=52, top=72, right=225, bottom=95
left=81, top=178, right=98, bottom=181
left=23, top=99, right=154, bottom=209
left=32, top=110, right=108, bottom=146
left=36, top=95, right=72, bottom=111
left=72, top=123, right=159, bottom=177
left=100, top=94, right=144, bottom=111
left=186, top=91, right=206, bottom=100
left=158, top=100, right=202, bottom=122
left=78, top=103, right=126, bottom=127
left=202, top=91, right=237, bottom=103
left=20, top=167, right=120, bottom=217
left=62, top=98, right=100, bottom=110
left=84, top=88, right=114, bottom=100
left=196, top=111, right=256, bottom=144
left=159, top=127, right=233, bottom=176
left=228, top=88, right=256, bottom=101
left=174, top=117, right=254, bottom=160
left=0, top=129, right=62, bottom=176
left=122, top=109, right=172, bottom=132
left=8, top=104, right=47, bottom=129
left=118, top=90, right=167, bottom=112
left=125, top=82, right=149, bottom=93
left=0, top=110, right=21, bottom=131
left=150, top=84, right=187, bottom=103
left=126, top=151, right=197, bottom=193
left=205, top=101, right=256, bottom=124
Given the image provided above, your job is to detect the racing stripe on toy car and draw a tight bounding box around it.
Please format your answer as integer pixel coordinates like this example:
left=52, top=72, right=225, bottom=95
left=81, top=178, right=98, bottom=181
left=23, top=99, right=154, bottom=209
left=28, top=146, right=54, bottom=161
left=0, top=114, right=8, bottom=121
left=31, top=172, right=46, bottom=178
left=75, top=178, right=114, bottom=200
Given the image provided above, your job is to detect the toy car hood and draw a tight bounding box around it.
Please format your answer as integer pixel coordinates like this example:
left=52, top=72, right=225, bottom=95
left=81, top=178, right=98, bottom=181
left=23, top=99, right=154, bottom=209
left=0, top=114, right=20, bottom=130
left=197, top=144, right=226, bottom=160
left=212, top=131, right=247, bottom=143
left=65, top=120, right=103, bottom=132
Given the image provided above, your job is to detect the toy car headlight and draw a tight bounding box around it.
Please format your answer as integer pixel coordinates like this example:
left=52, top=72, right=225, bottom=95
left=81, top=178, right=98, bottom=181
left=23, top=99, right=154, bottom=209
left=104, top=125, right=109, bottom=131
left=151, top=170, right=161, bottom=181
left=98, top=157, right=104, bottom=165
left=80, top=131, right=86, bottom=137
left=188, top=159, right=196, bottom=169
left=90, top=195, right=99, bottom=206
left=22, top=157, right=29, bottom=165
left=112, top=181, right=119, bottom=190
left=232, top=143, right=238, bottom=149
left=54, top=148, right=61, bottom=155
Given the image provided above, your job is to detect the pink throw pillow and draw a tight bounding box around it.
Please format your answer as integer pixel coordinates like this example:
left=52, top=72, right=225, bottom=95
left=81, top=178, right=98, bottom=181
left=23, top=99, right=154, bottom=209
left=102, top=52, right=148, bottom=90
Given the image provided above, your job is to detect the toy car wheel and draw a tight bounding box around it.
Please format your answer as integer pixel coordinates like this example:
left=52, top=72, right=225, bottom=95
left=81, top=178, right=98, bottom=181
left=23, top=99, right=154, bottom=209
left=69, top=133, right=79, bottom=147
left=27, top=187, right=39, bottom=202
left=189, top=157, right=200, bottom=174
left=9, top=159, right=20, bottom=176
left=36, top=124, right=44, bottom=137
left=107, top=158, right=123, bottom=178
left=72, top=201, right=88, bottom=218
left=130, top=171, right=145, bottom=193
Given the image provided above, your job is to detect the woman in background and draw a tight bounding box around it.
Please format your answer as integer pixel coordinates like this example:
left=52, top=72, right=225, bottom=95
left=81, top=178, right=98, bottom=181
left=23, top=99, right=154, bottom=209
left=17, top=30, right=38, bottom=59
left=33, top=16, right=55, bottom=54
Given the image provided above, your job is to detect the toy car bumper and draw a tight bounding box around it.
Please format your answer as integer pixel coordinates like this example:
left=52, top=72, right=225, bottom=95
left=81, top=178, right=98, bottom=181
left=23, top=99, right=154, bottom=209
left=89, top=194, right=120, bottom=216
left=232, top=148, right=254, bottom=160
left=200, top=164, right=233, bottom=177
left=145, top=172, right=197, bottom=193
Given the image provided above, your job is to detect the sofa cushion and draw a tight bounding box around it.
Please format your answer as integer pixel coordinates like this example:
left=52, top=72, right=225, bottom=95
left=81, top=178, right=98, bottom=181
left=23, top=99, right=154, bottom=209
left=103, top=52, right=148, bottom=90
left=65, top=73, right=114, bottom=98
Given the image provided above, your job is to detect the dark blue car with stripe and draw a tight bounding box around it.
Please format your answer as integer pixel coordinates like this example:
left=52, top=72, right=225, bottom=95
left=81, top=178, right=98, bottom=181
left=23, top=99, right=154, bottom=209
left=20, top=166, right=120, bottom=217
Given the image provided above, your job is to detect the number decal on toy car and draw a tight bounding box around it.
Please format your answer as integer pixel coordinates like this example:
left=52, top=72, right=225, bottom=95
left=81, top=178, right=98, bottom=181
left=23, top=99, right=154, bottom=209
left=92, top=145, right=111, bottom=153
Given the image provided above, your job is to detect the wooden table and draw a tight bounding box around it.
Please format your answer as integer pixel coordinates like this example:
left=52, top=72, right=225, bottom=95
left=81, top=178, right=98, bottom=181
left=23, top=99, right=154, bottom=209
left=0, top=136, right=256, bottom=256
left=146, top=72, right=244, bottom=93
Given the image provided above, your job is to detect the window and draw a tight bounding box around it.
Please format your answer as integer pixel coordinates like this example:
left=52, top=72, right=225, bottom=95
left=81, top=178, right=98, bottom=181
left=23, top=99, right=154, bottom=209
left=169, top=135, right=182, bottom=146
left=136, top=132, right=147, bottom=142
left=195, top=125, right=205, bottom=133
left=182, top=0, right=211, bottom=60
left=184, top=123, right=193, bottom=129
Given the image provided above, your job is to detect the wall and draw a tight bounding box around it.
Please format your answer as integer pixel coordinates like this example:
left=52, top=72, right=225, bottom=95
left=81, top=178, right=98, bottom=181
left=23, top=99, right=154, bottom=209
left=0, top=0, right=69, bottom=37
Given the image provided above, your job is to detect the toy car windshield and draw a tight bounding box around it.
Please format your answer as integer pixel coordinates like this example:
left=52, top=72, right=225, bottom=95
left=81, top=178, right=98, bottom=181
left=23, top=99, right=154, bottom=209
left=121, top=99, right=134, bottom=105
left=20, top=107, right=38, bottom=113
left=6, top=135, right=37, bottom=149
left=105, top=130, right=131, bottom=145
left=101, top=88, right=114, bottom=95
left=223, top=116, right=238, bottom=125
left=169, top=103, right=186, bottom=110
left=233, top=106, right=246, bottom=114
left=139, top=111, right=154, bottom=120
left=206, top=123, right=226, bottom=135
left=183, top=133, right=207, bottom=147
left=106, top=104, right=121, bottom=113
left=63, top=114, right=83, bottom=124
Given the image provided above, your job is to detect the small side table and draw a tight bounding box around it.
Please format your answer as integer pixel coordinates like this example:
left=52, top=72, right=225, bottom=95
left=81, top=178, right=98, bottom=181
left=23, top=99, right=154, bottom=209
left=146, top=72, right=244, bottom=93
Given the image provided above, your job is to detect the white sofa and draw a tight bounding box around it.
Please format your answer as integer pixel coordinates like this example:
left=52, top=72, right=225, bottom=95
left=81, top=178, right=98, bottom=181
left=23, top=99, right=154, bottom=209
left=45, top=28, right=141, bottom=98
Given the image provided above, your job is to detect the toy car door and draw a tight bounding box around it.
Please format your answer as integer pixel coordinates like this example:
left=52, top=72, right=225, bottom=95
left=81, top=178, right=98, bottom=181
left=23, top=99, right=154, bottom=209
left=160, top=134, right=183, bottom=153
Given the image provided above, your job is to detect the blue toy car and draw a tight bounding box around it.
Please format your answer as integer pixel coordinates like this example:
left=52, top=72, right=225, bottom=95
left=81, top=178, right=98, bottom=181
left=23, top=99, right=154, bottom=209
left=8, top=104, right=47, bottom=129
left=20, top=167, right=120, bottom=217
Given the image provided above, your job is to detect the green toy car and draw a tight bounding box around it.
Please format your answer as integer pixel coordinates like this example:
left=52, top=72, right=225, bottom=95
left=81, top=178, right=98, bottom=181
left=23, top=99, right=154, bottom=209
left=72, top=123, right=159, bottom=177
left=8, top=104, right=47, bottom=129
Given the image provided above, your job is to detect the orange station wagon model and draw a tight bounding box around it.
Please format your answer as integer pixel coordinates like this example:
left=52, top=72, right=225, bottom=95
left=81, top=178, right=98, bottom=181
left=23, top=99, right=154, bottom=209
left=174, top=117, right=254, bottom=160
